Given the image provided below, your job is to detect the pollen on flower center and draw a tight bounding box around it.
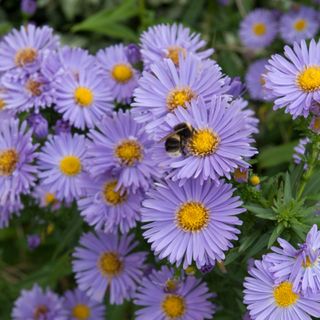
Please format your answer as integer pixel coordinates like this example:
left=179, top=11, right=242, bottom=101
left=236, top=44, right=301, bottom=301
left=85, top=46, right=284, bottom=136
left=72, top=304, right=91, bottom=320
left=0, top=149, right=19, bottom=176
left=103, top=180, right=127, bottom=206
left=297, top=66, right=320, bottom=92
left=0, top=99, right=6, bottom=110
left=98, top=251, right=123, bottom=277
left=59, top=155, right=82, bottom=176
left=188, top=129, right=220, bottom=157
left=26, top=79, right=42, bottom=96
left=33, top=304, right=48, bottom=320
left=112, top=64, right=133, bottom=83
left=15, top=47, right=38, bottom=67
left=302, top=256, right=314, bottom=268
left=166, top=87, right=196, bottom=111
left=45, top=192, right=56, bottom=205
left=166, top=46, right=187, bottom=65
left=115, top=139, right=142, bottom=166
left=176, top=201, right=209, bottom=232
left=74, top=86, right=94, bottom=107
left=294, top=19, right=308, bottom=32
left=273, top=281, right=299, bottom=308
left=162, top=294, right=185, bottom=318
left=252, top=23, right=266, bottom=36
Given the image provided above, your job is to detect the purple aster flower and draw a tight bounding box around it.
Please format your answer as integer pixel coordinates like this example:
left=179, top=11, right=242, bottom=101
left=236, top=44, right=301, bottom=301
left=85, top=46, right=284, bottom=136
left=62, top=288, right=105, bottom=320
left=27, top=113, right=48, bottom=139
left=54, top=119, right=71, bottom=135
left=225, top=76, right=246, bottom=97
left=140, top=23, right=213, bottom=68
left=243, top=311, right=252, bottom=320
left=234, top=167, right=249, bottom=183
left=32, top=184, right=62, bottom=210
left=265, top=40, right=320, bottom=118
left=141, top=178, right=244, bottom=268
left=53, top=63, right=113, bottom=129
left=78, top=172, right=142, bottom=234
left=0, top=198, right=23, bottom=229
left=239, top=9, right=278, bottom=49
left=245, top=59, right=271, bottom=101
left=96, top=44, right=140, bottom=103
left=266, top=225, right=320, bottom=295
left=0, top=119, right=38, bottom=205
left=243, top=259, right=320, bottom=320
left=27, top=234, right=41, bottom=250
left=0, top=82, right=16, bottom=120
left=309, top=115, right=320, bottom=134
left=21, top=0, right=37, bottom=15
left=12, top=284, right=66, bottom=320
left=293, top=137, right=310, bottom=167
left=134, top=266, right=215, bottom=320
left=200, top=263, right=214, bottom=274
left=132, top=54, right=228, bottom=137
left=86, top=111, right=160, bottom=192
left=72, top=232, right=147, bottom=303
left=154, top=97, right=257, bottom=184
left=0, top=24, right=59, bottom=74
left=37, top=133, right=87, bottom=202
left=125, top=43, right=141, bottom=64
left=279, top=6, right=319, bottom=45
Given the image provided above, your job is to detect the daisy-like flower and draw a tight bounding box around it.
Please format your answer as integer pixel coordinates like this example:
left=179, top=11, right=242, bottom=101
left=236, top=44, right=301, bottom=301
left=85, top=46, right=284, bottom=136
left=279, top=6, right=319, bottom=45
left=239, top=9, right=278, bottom=49
left=132, top=54, right=228, bottom=135
left=0, top=119, right=38, bottom=205
left=0, top=82, right=15, bottom=120
left=96, top=44, right=139, bottom=103
left=155, top=97, right=257, bottom=184
left=141, top=178, right=244, bottom=268
left=265, top=40, right=320, bottom=118
left=12, top=284, right=66, bottom=320
left=140, top=23, right=213, bottom=68
left=37, top=133, right=87, bottom=202
left=87, top=111, right=159, bottom=192
left=54, top=63, right=113, bottom=129
left=293, top=137, right=310, bottom=167
left=32, top=183, right=62, bottom=210
left=243, top=259, right=320, bottom=320
left=245, top=59, right=270, bottom=101
left=78, top=173, right=143, bottom=233
left=0, top=24, right=59, bottom=73
left=72, top=232, right=147, bottom=303
left=63, top=288, right=105, bottom=320
left=265, top=225, right=320, bottom=295
left=134, top=266, right=215, bottom=320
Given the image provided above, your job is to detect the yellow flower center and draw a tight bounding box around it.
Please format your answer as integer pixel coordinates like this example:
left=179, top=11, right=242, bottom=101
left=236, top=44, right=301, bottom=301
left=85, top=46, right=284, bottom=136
left=294, top=19, right=308, bottom=32
left=252, top=23, right=266, bottom=36
left=302, top=256, right=313, bottom=268
left=59, top=155, right=82, bottom=176
left=112, top=64, right=133, bottom=83
left=0, top=149, right=19, bottom=176
left=176, top=201, right=209, bottom=232
left=162, top=294, right=185, bottom=319
left=273, top=281, right=299, bottom=308
left=15, top=47, right=38, bottom=67
left=166, top=87, right=196, bottom=111
left=297, top=66, right=320, bottom=92
left=234, top=168, right=247, bottom=181
left=165, top=279, right=178, bottom=292
left=166, top=46, right=187, bottom=65
left=312, top=117, right=320, bottom=131
left=103, top=180, right=127, bottom=206
left=260, top=75, right=266, bottom=86
left=74, top=87, right=94, bottom=107
left=44, top=192, right=56, bottom=205
left=188, top=129, right=220, bottom=157
left=0, top=99, right=6, bottom=110
left=33, top=304, right=48, bottom=320
left=99, top=252, right=122, bottom=277
left=72, top=304, right=91, bottom=320
left=115, top=139, right=142, bottom=166
left=26, top=79, right=42, bottom=96
left=250, top=175, right=260, bottom=186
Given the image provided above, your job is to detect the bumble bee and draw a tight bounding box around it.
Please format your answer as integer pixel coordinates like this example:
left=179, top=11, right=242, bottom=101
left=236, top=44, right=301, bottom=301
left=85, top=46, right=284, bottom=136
left=162, top=122, right=194, bottom=156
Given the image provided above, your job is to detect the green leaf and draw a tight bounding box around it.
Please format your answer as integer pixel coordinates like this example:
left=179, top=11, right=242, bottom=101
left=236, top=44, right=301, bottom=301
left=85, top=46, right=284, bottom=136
left=238, top=231, right=260, bottom=253
left=182, top=0, right=206, bottom=26
left=268, top=224, right=284, bottom=248
left=302, top=169, right=320, bottom=198
left=245, top=204, right=276, bottom=220
left=284, top=172, right=292, bottom=203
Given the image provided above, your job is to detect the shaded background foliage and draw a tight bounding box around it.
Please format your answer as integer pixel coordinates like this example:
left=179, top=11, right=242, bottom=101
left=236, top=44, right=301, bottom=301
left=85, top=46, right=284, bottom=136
left=1, top=0, right=320, bottom=319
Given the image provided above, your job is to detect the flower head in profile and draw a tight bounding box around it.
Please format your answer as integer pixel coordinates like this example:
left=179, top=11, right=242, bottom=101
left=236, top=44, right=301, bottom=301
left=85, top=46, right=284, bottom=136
left=265, top=40, right=320, bottom=118
left=78, top=173, right=143, bottom=234
left=96, top=44, right=139, bottom=103
left=12, top=284, right=66, bottom=320
left=32, top=183, right=62, bottom=211
left=63, top=288, right=105, bottom=320
left=87, top=111, right=160, bottom=192
left=134, top=266, right=215, bottom=320
left=72, top=232, right=147, bottom=303
left=38, top=133, right=87, bottom=202
left=140, top=23, right=213, bottom=68
left=293, top=137, right=310, bottom=168
left=239, top=9, right=278, bottom=49
left=279, top=6, right=319, bottom=45
left=142, top=178, right=244, bottom=268
left=243, top=259, right=320, bottom=320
